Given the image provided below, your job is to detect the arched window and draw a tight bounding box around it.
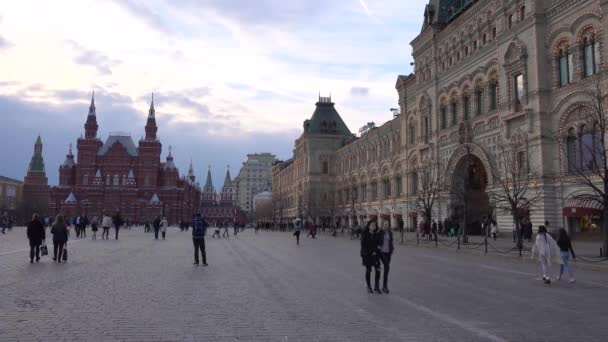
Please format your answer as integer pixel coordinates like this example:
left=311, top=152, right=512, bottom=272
left=383, top=178, right=391, bottom=199
left=463, top=94, right=470, bottom=120
left=82, top=174, right=88, bottom=185
left=408, top=124, right=416, bottom=144
left=451, top=100, right=458, bottom=126
left=519, top=6, right=525, bottom=20
left=121, top=175, right=126, bottom=185
left=558, top=47, right=573, bottom=86
left=475, top=88, right=483, bottom=116
left=410, top=172, right=418, bottom=194
left=583, top=38, right=601, bottom=77
left=371, top=181, right=378, bottom=201
left=507, top=14, right=513, bottom=29
left=144, top=175, right=150, bottom=186
left=440, top=106, right=447, bottom=129
left=580, top=125, right=594, bottom=170
left=395, top=175, right=402, bottom=196
left=322, top=161, right=328, bottom=174
left=489, top=80, right=498, bottom=110
left=492, top=27, right=497, bottom=40
left=566, top=128, right=577, bottom=173
left=113, top=174, right=119, bottom=186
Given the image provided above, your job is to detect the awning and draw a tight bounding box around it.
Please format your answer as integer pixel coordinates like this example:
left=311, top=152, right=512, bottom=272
left=563, top=198, right=603, bottom=217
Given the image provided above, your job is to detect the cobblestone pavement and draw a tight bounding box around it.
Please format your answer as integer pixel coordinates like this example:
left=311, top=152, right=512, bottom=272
left=1, top=227, right=607, bottom=342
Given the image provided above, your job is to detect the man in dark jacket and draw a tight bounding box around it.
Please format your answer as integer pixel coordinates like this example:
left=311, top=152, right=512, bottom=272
left=27, top=213, right=46, bottom=263
left=153, top=216, right=161, bottom=240
left=361, top=220, right=382, bottom=294
left=192, top=213, right=208, bottom=266
left=112, top=212, right=123, bottom=240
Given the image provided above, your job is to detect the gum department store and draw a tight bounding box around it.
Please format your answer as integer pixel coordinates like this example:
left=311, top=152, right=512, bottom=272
left=272, top=0, right=606, bottom=240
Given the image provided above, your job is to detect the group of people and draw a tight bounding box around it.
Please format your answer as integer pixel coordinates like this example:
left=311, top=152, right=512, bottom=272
left=360, top=220, right=393, bottom=294
left=531, top=226, right=577, bottom=284
left=26, top=213, right=68, bottom=263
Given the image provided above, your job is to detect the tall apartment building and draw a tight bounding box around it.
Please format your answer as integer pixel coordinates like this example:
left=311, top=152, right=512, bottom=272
left=234, top=153, right=276, bottom=214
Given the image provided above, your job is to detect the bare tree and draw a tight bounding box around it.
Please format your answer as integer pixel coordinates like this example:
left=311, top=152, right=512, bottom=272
left=488, top=135, right=543, bottom=249
left=559, top=81, right=608, bottom=254
left=415, top=158, right=443, bottom=232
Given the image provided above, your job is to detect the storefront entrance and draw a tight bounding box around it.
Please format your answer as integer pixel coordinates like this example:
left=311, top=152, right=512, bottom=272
left=450, top=154, right=492, bottom=235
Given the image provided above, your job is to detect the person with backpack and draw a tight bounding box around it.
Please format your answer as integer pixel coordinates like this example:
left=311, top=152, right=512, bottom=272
left=50, top=214, right=68, bottom=263
left=531, top=225, right=562, bottom=284
left=26, top=213, right=45, bottom=263
left=557, top=228, right=576, bottom=284
left=192, top=213, right=208, bottom=266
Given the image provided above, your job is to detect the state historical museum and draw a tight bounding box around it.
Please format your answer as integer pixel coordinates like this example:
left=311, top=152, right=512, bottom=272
left=47, top=94, right=201, bottom=223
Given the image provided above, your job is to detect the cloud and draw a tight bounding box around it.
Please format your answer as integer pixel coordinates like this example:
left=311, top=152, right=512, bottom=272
left=171, top=0, right=334, bottom=29
left=110, top=0, right=173, bottom=34
left=350, top=86, right=370, bottom=97
left=66, top=40, right=122, bottom=75
left=0, top=35, right=12, bottom=50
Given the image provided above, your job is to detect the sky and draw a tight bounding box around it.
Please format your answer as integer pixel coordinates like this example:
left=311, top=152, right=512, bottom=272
left=0, top=0, right=426, bottom=188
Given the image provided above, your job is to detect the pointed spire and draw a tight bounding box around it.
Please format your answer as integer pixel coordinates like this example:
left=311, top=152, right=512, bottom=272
left=223, top=166, right=232, bottom=188
left=28, top=135, right=45, bottom=173
left=204, top=166, right=213, bottom=188
left=148, top=93, right=155, bottom=118
left=88, top=91, right=96, bottom=116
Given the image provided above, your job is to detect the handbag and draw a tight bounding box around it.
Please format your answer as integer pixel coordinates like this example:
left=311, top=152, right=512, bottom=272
left=40, top=243, right=48, bottom=256
left=62, top=247, right=68, bottom=261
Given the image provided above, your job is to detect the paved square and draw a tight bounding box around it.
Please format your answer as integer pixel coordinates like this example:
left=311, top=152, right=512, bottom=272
left=1, top=228, right=607, bottom=342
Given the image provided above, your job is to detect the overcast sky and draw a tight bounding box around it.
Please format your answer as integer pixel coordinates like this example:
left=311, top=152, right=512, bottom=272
left=0, top=0, right=425, bottom=187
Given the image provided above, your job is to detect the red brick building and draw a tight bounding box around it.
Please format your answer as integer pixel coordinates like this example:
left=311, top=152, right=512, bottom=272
left=46, top=94, right=201, bottom=224
left=200, top=167, right=246, bottom=226
left=21, top=135, right=50, bottom=217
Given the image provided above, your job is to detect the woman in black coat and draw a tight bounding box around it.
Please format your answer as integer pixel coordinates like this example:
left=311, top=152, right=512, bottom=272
left=26, top=213, right=45, bottom=263
left=50, top=214, right=69, bottom=262
left=361, top=220, right=382, bottom=294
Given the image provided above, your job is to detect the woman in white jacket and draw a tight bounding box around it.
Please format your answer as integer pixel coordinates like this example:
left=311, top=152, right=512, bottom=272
left=531, top=225, right=562, bottom=284
left=160, top=217, right=168, bottom=240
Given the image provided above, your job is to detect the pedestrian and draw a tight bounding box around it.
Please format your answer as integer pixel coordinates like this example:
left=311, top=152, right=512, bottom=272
left=26, top=213, right=46, bottom=263
left=556, top=228, right=576, bottom=284
left=361, top=220, right=381, bottom=294
left=233, top=222, right=238, bottom=236
left=153, top=216, right=161, bottom=240
left=293, top=218, right=302, bottom=245
left=212, top=226, right=221, bottom=238
left=91, top=216, right=99, bottom=240
left=81, top=215, right=88, bottom=238
left=160, top=217, right=168, bottom=240
left=531, top=225, right=562, bottom=284
left=112, top=212, right=123, bottom=240
left=431, top=219, right=437, bottom=241
left=491, top=219, right=498, bottom=240
left=1, top=213, right=7, bottom=234
left=50, top=214, right=68, bottom=263
left=192, top=213, right=208, bottom=266
left=378, top=221, right=394, bottom=294
left=101, top=213, right=112, bottom=240
left=222, top=223, right=229, bottom=238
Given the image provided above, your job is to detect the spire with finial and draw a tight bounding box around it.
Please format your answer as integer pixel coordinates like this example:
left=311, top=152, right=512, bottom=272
left=145, top=93, right=158, bottom=141
left=149, top=93, right=155, bottom=118
left=84, top=92, right=99, bottom=139
left=88, top=90, right=96, bottom=116
left=204, top=165, right=213, bottom=189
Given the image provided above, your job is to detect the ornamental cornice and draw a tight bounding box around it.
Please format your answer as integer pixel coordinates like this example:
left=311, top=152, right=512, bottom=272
left=547, top=0, right=592, bottom=20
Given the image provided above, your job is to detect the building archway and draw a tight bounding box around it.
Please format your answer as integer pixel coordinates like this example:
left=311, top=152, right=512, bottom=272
left=449, top=153, right=492, bottom=235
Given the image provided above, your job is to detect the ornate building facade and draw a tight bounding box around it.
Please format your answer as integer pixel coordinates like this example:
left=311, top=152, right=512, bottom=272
left=47, top=95, right=201, bottom=224
left=275, top=0, right=607, bottom=240
left=272, top=96, right=356, bottom=226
